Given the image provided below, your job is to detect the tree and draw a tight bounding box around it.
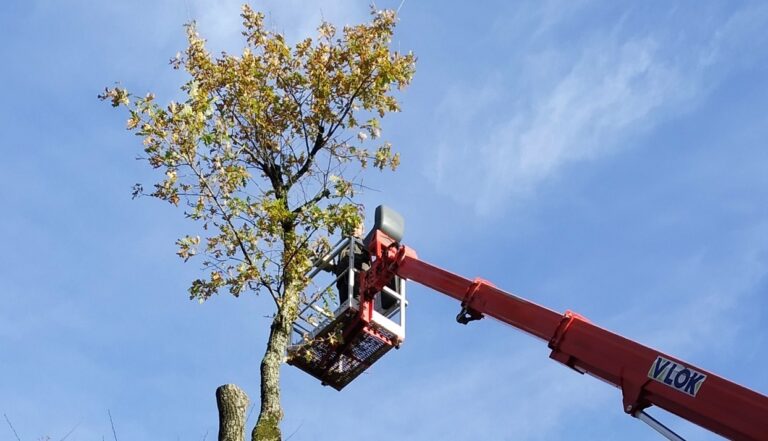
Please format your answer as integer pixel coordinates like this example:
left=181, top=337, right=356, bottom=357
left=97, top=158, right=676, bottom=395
left=100, top=5, right=415, bottom=440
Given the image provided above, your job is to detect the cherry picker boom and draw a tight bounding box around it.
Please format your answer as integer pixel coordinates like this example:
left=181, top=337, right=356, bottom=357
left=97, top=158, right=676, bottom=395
left=287, top=206, right=768, bottom=441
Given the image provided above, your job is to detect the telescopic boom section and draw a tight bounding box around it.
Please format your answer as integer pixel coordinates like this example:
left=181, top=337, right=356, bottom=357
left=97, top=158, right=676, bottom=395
left=361, top=230, right=768, bottom=441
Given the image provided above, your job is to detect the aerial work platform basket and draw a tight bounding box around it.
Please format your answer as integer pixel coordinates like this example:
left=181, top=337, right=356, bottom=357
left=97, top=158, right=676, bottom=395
left=287, top=235, right=407, bottom=390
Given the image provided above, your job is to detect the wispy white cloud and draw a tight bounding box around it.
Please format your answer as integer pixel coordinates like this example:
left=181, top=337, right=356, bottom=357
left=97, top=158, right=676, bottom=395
left=362, top=340, right=617, bottom=440
left=428, top=3, right=768, bottom=216
left=280, top=338, right=616, bottom=440
left=612, top=220, right=768, bottom=359
left=483, top=38, right=687, bottom=192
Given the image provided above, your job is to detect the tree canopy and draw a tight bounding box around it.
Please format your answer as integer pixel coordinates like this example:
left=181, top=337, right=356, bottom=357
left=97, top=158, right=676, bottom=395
left=101, top=5, right=415, bottom=440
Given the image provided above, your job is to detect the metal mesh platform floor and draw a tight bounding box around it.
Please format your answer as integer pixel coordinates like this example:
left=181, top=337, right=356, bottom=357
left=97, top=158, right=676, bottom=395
left=287, top=310, right=396, bottom=390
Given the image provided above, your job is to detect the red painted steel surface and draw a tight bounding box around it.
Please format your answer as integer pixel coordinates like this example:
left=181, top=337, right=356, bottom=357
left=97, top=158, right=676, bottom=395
left=397, top=256, right=563, bottom=341
left=553, top=317, right=768, bottom=441
left=365, top=231, right=768, bottom=440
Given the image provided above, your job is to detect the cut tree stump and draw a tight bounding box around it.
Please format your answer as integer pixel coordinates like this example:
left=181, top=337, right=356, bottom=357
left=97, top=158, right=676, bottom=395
left=216, top=384, right=249, bottom=441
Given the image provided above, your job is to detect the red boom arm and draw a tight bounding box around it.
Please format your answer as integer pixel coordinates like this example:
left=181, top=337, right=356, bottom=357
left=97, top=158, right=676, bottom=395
left=362, top=231, right=768, bottom=440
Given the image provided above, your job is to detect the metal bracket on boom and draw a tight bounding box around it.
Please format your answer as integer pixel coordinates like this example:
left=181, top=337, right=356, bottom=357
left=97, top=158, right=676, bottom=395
left=549, top=311, right=581, bottom=351
left=456, top=279, right=487, bottom=325
left=456, top=307, right=483, bottom=324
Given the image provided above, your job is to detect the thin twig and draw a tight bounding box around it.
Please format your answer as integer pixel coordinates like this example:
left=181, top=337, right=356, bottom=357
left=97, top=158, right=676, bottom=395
left=108, top=409, right=118, bottom=441
left=245, top=402, right=255, bottom=424
left=285, top=421, right=304, bottom=441
left=3, top=413, right=21, bottom=441
left=201, top=429, right=209, bottom=441
left=59, top=420, right=81, bottom=441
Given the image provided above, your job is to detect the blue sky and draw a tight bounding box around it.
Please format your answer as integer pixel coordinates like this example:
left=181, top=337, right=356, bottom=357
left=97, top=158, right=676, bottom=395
left=1, top=1, right=767, bottom=440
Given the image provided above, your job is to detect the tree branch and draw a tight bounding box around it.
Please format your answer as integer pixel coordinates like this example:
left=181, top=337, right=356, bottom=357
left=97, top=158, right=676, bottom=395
left=3, top=414, right=21, bottom=441
left=215, top=89, right=285, bottom=194
left=287, top=124, right=325, bottom=188
left=182, top=157, right=256, bottom=269
left=277, top=73, right=311, bottom=153
left=287, top=71, right=375, bottom=188
left=292, top=187, right=330, bottom=214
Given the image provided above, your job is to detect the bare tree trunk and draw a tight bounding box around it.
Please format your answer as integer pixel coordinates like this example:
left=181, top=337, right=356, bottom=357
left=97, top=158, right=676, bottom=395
left=217, top=384, right=249, bottom=441
left=252, top=289, right=301, bottom=441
